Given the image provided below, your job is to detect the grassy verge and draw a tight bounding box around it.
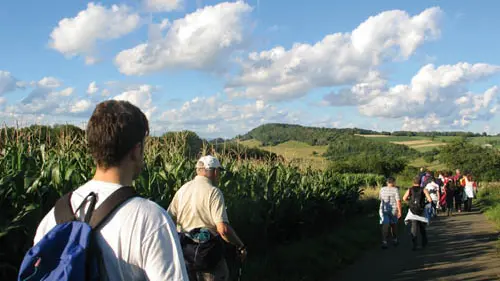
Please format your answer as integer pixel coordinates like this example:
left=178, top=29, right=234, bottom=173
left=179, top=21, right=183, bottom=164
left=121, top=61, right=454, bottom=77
left=476, top=183, right=500, bottom=250
left=233, top=190, right=383, bottom=281
left=239, top=208, right=380, bottom=280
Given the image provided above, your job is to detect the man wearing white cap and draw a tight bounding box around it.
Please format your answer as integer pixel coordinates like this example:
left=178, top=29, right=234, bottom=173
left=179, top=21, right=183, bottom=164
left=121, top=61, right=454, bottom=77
left=168, top=155, right=246, bottom=281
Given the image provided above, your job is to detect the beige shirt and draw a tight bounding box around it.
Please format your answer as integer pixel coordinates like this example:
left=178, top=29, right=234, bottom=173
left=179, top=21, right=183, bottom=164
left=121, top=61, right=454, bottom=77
left=168, top=176, right=229, bottom=233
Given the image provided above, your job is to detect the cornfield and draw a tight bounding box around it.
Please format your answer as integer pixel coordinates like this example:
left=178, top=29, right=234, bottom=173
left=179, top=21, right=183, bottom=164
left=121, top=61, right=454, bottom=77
left=0, top=126, right=385, bottom=279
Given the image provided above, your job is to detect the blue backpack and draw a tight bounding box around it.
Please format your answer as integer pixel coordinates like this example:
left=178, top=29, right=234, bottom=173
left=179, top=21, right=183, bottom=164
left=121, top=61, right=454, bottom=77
left=18, top=186, right=138, bottom=281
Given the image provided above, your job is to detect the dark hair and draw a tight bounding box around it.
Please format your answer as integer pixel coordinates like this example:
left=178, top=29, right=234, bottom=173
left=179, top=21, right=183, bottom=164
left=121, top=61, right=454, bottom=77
left=386, top=177, right=395, bottom=184
left=413, top=176, right=421, bottom=185
left=86, top=100, right=149, bottom=169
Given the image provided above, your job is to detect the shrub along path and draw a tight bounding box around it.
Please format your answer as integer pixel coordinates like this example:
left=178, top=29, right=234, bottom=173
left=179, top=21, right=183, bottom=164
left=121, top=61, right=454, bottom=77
left=332, top=206, right=500, bottom=281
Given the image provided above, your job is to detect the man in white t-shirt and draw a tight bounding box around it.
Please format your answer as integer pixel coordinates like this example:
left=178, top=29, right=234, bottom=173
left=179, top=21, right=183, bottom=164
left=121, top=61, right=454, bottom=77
left=33, top=100, right=189, bottom=281
left=168, top=155, right=247, bottom=281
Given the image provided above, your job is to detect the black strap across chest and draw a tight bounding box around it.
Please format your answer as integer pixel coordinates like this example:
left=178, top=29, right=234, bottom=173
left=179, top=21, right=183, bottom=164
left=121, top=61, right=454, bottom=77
left=54, top=186, right=138, bottom=229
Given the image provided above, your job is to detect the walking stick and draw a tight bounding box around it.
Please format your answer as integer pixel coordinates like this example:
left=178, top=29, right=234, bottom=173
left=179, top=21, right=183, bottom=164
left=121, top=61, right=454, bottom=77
left=237, top=265, right=242, bottom=281
left=235, top=247, right=245, bottom=281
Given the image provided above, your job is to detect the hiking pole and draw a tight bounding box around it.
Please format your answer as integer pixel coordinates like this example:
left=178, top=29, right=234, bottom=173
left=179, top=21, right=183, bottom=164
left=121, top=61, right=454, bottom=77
left=237, top=265, right=242, bottom=281
left=235, top=247, right=245, bottom=281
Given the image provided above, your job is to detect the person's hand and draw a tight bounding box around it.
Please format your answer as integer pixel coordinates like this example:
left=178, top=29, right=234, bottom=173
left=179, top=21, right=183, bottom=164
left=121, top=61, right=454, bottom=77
left=397, top=211, right=402, bottom=219
left=237, top=246, right=247, bottom=262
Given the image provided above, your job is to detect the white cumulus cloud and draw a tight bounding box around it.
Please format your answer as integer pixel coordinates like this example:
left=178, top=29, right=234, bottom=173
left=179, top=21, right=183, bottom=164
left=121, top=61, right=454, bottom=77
left=71, top=99, right=93, bottom=113
left=225, top=7, right=443, bottom=101
left=402, top=114, right=442, bottom=131
left=115, top=1, right=253, bottom=75
left=49, top=2, right=141, bottom=62
left=37, top=77, right=62, bottom=88
left=157, top=95, right=300, bottom=138
left=0, top=71, right=24, bottom=95
left=113, top=84, right=157, bottom=120
left=358, top=63, right=500, bottom=119
left=87, top=81, right=99, bottom=95
left=144, top=0, right=183, bottom=12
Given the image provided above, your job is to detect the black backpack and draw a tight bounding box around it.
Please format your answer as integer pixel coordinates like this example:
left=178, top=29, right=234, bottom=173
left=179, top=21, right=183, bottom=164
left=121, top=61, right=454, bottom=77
left=445, top=179, right=455, bottom=196
left=409, top=186, right=425, bottom=215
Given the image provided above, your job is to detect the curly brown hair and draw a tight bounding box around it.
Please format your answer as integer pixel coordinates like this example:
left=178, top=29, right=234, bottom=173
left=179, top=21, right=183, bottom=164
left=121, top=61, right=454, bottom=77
left=86, top=100, right=149, bottom=169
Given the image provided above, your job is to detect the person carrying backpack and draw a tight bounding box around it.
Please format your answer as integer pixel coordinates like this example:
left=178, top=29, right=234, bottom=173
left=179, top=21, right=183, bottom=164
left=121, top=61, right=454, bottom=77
left=168, top=155, right=247, bottom=281
left=378, top=177, right=402, bottom=249
left=403, top=176, right=433, bottom=251
left=453, top=172, right=465, bottom=213
left=18, top=100, right=189, bottom=281
left=444, top=172, right=455, bottom=216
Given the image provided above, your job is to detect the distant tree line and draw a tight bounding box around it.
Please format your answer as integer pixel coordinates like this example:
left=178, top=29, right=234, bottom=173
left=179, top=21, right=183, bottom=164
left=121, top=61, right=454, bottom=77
left=235, top=123, right=495, bottom=147
left=437, top=140, right=500, bottom=181
left=323, top=134, right=418, bottom=176
left=236, top=123, right=379, bottom=146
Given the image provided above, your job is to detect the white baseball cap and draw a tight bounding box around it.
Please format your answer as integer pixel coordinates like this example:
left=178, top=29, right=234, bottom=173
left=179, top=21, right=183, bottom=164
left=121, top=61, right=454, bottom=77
left=196, top=155, right=224, bottom=170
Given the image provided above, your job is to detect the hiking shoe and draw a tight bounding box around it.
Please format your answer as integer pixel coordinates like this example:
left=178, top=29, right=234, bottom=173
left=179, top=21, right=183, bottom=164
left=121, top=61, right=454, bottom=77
left=381, top=241, right=388, bottom=249
left=422, top=238, right=428, bottom=248
left=411, top=237, right=417, bottom=251
left=392, top=238, right=399, bottom=247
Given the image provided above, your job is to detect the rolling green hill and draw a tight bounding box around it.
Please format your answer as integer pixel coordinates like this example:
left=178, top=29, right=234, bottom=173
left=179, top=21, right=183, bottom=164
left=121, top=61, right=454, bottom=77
left=235, top=123, right=379, bottom=146
left=234, top=123, right=500, bottom=173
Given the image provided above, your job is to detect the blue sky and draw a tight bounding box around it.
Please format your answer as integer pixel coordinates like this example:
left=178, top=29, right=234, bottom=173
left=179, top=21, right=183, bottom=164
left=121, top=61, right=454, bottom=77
left=1, top=0, right=500, bottom=138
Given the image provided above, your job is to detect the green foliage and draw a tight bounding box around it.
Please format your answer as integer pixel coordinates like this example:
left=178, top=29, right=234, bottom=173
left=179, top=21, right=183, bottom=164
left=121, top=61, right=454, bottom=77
left=421, top=148, right=440, bottom=163
left=237, top=123, right=379, bottom=146
left=211, top=141, right=282, bottom=162
left=237, top=123, right=488, bottom=147
left=0, top=126, right=381, bottom=280
left=323, top=134, right=416, bottom=176
left=160, top=130, right=204, bottom=158
left=476, top=184, right=500, bottom=250
left=477, top=184, right=500, bottom=228
left=241, top=210, right=380, bottom=281
left=327, top=154, right=408, bottom=177
left=437, top=139, right=500, bottom=181
left=324, top=134, right=417, bottom=160
left=391, top=130, right=481, bottom=137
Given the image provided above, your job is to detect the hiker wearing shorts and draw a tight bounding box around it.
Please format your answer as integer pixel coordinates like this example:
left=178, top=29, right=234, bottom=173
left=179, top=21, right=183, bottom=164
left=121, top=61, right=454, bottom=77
left=379, top=177, right=402, bottom=249
left=31, top=100, right=189, bottom=281
left=168, top=155, right=247, bottom=281
left=403, top=176, right=433, bottom=251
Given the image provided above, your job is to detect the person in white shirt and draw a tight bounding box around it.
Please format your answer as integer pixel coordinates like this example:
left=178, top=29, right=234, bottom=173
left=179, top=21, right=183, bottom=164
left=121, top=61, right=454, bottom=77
left=425, top=177, right=440, bottom=217
left=33, top=100, right=189, bottom=281
left=464, top=174, right=478, bottom=212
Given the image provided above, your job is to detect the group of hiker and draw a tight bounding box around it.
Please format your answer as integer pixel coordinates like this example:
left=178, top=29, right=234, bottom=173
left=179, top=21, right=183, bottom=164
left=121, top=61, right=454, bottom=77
left=19, top=100, right=243, bottom=281
left=379, top=168, right=479, bottom=251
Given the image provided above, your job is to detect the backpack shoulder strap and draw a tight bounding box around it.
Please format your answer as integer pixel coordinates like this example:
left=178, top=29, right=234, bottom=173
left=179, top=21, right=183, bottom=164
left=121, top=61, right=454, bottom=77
left=89, top=186, right=138, bottom=230
left=54, top=192, right=76, bottom=224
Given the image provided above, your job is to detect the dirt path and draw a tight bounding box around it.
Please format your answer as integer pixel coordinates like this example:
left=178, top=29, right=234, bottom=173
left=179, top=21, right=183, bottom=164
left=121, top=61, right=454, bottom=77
left=332, top=207, right=500, bottom=281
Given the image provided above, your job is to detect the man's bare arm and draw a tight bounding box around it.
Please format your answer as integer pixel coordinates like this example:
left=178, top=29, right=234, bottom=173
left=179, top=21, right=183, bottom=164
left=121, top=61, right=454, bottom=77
left=216, top=222, right=244, bottom=248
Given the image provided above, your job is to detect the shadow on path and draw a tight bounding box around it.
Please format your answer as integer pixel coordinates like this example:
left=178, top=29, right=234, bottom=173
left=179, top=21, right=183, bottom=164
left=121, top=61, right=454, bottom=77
left=332, top=207, right=500, bottom=281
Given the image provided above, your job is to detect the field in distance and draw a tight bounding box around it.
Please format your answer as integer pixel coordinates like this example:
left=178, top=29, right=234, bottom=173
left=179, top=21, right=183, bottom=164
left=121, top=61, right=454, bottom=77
left=238, top=135, right=500, bottom=171
left=356, top=135, right=500, bottom=152
left=238, top=139, right=329, bottom=170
